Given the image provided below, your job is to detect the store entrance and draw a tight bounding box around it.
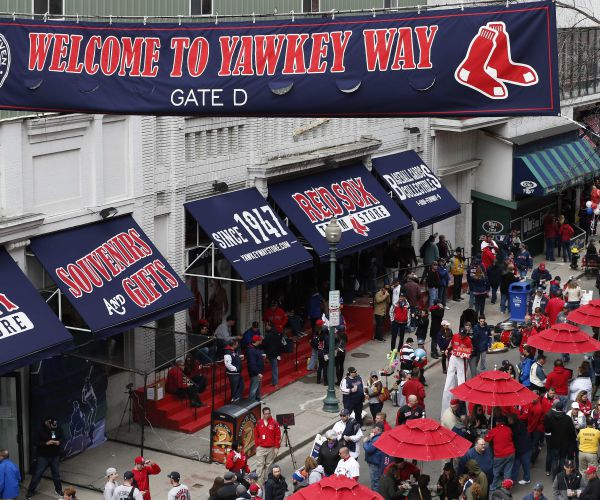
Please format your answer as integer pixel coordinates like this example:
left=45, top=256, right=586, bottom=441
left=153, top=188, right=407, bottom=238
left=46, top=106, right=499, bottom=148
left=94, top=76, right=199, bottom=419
left=0, top=373, right=24, bottom=473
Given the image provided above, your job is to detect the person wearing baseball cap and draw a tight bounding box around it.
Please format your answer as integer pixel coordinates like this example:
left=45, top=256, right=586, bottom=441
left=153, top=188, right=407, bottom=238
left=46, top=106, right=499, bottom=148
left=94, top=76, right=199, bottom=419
left=247, top=333, right=264, bottom=402
left=522, top=482, right=547, bottom=500
left=579, top=465, right=600, bottom=499
left=340, top=367, right=366, bottom=428
left=331, top=408, right=363, bottom=460
left=248, top=482, right=262, bottom=499
left=441, top=320, right=472, bottom=414
left=166, top=471, right=190, bottom=500
left=489, top=478, right=513, bottom=499
left=103, top=467, right=118, bottom=500
left=131, top=456, right=160, bottom=500
left=553, top=459, right=585, bottom=499
left=111, top=471, right=143, bottom=500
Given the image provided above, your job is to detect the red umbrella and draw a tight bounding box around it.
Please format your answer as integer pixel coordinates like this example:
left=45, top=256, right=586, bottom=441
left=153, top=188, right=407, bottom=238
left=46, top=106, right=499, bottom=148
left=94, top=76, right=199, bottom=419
left=451, top=370, right=537, bottom=407
left=374, top=417, right=471, bottom=461
left=288, top=474, right=383, bottom=500
left=525, top=323, right=600, bottom=353
left=568, top=300, right=600, bottom=327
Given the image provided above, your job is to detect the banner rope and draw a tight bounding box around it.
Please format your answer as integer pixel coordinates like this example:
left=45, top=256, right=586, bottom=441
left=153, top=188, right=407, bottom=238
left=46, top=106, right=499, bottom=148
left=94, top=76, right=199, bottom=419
left=0, top=0, right=545, bottom=24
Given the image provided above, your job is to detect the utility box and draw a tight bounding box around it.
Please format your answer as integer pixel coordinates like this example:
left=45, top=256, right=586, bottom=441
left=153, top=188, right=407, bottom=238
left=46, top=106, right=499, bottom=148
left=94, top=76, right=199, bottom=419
left=210, top=399, right=261, bottom=464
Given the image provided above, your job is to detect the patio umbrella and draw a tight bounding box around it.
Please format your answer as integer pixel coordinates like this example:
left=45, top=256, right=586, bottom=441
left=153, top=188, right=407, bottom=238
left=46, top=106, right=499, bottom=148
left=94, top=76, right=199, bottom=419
left=568, top=300, right=600, bottom=327
left=525, top=323, right=600, bottom=353
left=373, top=417, right=471, bottom=461
left=288, top=474, right=383, bottom=500
left=450, top=370, right=537, bottom=407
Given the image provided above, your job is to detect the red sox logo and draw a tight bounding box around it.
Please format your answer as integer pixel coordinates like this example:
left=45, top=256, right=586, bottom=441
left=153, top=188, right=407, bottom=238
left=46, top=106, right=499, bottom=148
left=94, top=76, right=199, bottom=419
left=455, top=22, right=538, bottom=99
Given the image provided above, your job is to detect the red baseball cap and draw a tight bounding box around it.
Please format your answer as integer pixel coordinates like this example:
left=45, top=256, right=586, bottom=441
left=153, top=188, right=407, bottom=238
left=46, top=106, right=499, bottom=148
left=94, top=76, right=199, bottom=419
left=249, top=484, right=259, bottom=494
left=450, top=399, right=460, bottom=406
left=198, top=319, right=209, bottom=327
left=502, top=479, right=514, bottom=489
left=585, top=465, right=597, bottom=474
left=316, top=319, right=324, bottom=327
left=134, top=456, right=145, bottom=464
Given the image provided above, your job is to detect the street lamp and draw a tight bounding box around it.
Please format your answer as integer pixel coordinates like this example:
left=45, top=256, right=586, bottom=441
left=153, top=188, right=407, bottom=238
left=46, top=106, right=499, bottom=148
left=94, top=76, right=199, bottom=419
left=323, top=218, right=342, bottom=413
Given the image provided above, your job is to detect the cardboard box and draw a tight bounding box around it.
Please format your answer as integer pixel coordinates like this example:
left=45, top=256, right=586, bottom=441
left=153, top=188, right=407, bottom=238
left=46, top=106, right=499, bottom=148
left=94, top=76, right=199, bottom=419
left=146, top=380, right=165, bottom=401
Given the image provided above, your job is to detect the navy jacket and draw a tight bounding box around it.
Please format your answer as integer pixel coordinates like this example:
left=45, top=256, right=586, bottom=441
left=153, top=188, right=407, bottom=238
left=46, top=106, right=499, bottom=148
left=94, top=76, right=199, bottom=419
left=472, top=324, right=492, bottom=354
left=509, top=419, right=532, bottom=454
left=363, top=434, right=385, bottom=468
left=247, top=344, right=264, bottom=377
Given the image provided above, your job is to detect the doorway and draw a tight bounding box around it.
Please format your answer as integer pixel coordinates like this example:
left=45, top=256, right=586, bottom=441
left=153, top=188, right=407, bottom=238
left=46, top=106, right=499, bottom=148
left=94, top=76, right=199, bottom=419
left=0, top=373, right=24, bottom=473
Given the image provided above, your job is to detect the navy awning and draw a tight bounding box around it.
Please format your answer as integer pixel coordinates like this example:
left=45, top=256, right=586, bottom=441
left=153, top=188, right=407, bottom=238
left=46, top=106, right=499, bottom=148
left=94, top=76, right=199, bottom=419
left=185, top=188, right=313, bottom=287
left=29, top=215, right=192, bottom=338
left=268, top=163, right=412, bottom=259
left=513, top=137, right=600, bottom=196
left=0, top=247, right=73, bottom=375
left=372, top=151, right=461, bottom=227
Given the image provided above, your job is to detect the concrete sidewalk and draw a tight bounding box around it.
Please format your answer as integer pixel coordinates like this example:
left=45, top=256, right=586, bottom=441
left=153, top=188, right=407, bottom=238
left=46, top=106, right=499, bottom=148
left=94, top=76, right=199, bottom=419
left=29, top=253, right=592, bottom=499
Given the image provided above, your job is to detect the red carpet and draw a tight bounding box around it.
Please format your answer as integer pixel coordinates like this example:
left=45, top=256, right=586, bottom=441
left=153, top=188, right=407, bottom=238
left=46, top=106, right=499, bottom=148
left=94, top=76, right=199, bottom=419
left=133, top=305, right=375, bottom=433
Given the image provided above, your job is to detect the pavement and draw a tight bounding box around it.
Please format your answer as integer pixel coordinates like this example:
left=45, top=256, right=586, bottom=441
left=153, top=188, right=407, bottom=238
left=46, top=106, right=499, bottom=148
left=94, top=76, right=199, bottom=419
left=26, top=255, right=597, bottom=499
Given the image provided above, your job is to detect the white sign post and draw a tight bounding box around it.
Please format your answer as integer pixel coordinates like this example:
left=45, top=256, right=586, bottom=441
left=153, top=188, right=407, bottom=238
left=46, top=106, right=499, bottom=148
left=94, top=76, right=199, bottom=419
left=329, top=290, right=340, bottom=327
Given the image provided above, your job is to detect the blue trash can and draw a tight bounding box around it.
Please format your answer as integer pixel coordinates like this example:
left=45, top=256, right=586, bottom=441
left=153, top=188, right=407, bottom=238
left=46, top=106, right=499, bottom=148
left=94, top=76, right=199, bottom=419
left=509, top=282, right=531, bottom=322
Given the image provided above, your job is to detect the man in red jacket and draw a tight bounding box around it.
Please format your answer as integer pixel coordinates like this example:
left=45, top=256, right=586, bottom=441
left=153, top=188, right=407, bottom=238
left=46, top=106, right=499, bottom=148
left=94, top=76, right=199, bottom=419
left=253, top=407, right=281, bottom=485
left=545, top=292, right=565, bottom=325
left=263, top=301, right=288, bottom=333
left=519, top=397, right=546, bottom=464
left=484, top=417, right=515, bottom=491
left=402, top=368, right=426, bottom=408
left=131, top=456, right=160, bottom=500
left=544, top=359, right=572, bottom=401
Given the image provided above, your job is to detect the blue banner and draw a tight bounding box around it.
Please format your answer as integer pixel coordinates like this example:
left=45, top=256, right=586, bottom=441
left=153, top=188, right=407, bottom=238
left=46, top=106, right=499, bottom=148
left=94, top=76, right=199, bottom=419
left=268, top=163, right=412, bottom=259
left=0, top=247, right=72, bottom=375
left=30, top=216, right=192, bottom=337
left=0, top=1, right=558, bottom=116
left=30, top=358, right=107, bottom=459
left=372, top=151, right=461, bottom=227
left=185, top=188, right=313, bottom=287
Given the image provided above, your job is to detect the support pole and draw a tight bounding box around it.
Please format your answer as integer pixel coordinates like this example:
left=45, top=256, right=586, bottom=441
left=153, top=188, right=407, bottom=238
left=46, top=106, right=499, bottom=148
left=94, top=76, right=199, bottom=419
left=323, top=243, right=340, bottom=413
left=141, top=373, right=147, bottom=456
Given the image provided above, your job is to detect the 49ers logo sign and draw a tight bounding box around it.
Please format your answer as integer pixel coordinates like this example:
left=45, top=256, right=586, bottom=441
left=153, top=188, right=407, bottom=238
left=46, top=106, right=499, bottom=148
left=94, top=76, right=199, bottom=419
left=0, top=1, right=558, bottom=117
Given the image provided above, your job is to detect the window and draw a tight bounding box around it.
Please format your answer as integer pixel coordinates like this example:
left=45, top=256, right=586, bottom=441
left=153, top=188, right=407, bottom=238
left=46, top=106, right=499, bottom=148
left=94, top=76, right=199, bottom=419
left=384, top=0, right=398, bottom=7
left=33, top=0, right=62, bottom=15
left=302, top=0, right=320, bottom=13
left=190, top=0, right=212, bottom=16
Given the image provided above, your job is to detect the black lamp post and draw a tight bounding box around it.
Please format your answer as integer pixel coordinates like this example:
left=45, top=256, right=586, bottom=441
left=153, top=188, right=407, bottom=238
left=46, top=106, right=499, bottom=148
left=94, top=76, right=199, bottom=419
left=322, top=218, right=342, bottom=413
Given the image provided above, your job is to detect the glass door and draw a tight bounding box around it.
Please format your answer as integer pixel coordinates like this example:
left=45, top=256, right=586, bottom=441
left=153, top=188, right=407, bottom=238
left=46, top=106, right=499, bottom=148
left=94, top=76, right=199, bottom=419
left=0, top=373, right=24, bottom=473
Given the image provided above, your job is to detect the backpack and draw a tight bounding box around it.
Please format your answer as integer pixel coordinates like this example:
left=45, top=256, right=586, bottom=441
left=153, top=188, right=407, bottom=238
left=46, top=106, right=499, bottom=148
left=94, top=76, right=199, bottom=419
left=310, top=334, right=320, bottom=350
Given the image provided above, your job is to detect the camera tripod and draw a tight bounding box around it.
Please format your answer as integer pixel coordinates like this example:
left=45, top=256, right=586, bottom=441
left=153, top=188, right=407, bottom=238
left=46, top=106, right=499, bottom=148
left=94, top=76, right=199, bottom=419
left=281, top=425, right=297, bottom=470
left=115, top=383, right=141, bottom=440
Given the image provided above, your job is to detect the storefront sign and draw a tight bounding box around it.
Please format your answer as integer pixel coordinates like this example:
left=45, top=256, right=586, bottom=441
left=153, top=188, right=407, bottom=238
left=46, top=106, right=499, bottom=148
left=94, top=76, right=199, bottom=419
left=482, top=220, right=504, bottom=234
left=30, top=216, right=192, bottom=336
left=269, top=163, right=412, bottom=258
left=185, top=188, right=313, bottom=287
left=0, top=247, right=73, bottom=375
left=521, top=211, right=545, bottom=241
left=372, top=151, right=460, bottom=227
left=0, top=1, right=558, bottom=116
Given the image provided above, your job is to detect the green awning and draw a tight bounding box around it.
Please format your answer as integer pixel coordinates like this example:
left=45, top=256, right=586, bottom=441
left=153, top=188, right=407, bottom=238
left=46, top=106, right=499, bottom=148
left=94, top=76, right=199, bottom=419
left=514, top=138, right=600, bottom=196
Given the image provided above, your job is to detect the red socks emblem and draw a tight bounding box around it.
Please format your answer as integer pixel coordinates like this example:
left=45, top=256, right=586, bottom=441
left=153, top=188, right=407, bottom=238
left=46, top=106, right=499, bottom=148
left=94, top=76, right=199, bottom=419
left=455, top=22, right=538, bottom=99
